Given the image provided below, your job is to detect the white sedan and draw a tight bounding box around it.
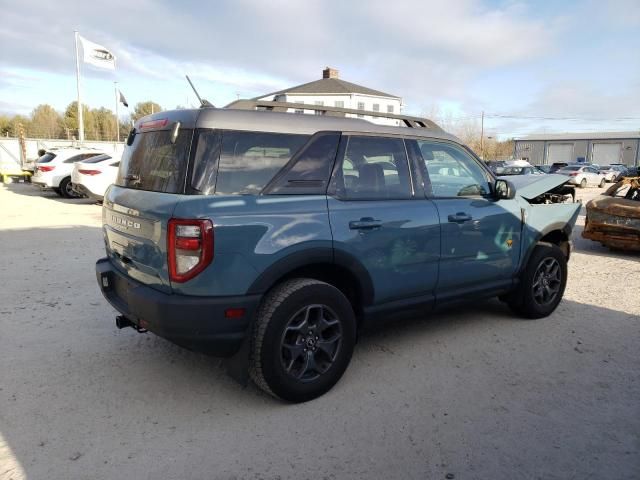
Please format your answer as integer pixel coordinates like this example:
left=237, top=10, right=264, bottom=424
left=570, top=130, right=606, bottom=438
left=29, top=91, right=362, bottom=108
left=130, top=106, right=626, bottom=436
left=556, top=165, right=606, bottom=188
left=31, top=148, right=104, bottom=198
left=71, top=153, right=121, bottom=201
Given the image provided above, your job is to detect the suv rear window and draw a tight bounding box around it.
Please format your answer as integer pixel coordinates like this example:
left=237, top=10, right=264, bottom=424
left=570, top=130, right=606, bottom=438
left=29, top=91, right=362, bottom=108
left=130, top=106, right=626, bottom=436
left=82, top=154, right=112, bottom=164
left=116, top=129, right=193, bottom=193
left=37, top=153, right=56, bottom=163
left=191, top=130, right=310, bottom=195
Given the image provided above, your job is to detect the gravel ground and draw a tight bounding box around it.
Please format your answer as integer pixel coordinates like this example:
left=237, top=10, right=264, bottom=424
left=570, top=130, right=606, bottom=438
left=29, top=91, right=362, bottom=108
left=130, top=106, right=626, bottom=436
left=0, top=182, right=638, bottom=480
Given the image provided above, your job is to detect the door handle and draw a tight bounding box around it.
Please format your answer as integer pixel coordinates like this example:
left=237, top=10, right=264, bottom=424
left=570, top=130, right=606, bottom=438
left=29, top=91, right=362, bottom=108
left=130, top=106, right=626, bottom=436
left=448, top=212, right=472, bottom=223
left=349, top=217, right=382, bottom=230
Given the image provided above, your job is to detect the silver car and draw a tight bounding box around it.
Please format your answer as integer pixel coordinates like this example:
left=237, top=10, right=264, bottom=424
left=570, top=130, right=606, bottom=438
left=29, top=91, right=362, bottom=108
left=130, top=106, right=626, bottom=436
left=556, top=165, right=606, bottom=188
left=599, top=164, right=626, bottom=182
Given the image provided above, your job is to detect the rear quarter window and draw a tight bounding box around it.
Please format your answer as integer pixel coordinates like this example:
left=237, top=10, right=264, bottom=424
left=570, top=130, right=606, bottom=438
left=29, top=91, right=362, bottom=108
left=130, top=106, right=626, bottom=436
left=191, top=130, right=310, bottom=195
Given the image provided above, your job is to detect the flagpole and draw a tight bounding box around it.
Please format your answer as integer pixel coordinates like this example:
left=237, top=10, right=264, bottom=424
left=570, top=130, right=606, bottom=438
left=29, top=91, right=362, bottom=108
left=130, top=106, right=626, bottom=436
left=114, top=82, right=120, bottom=143
left=74, top=31, right=84, bottom=143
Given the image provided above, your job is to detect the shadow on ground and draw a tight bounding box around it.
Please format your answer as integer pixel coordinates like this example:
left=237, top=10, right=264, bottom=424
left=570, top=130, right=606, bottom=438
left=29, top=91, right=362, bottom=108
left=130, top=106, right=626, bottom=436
left=3, top=182, right=100, bottom=206
left=1, top=227, right=639, bottom=480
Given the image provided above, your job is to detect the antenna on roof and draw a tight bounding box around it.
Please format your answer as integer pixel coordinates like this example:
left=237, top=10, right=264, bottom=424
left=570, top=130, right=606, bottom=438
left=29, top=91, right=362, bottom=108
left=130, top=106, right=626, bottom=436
left=185, top=75, right=214, bottom=108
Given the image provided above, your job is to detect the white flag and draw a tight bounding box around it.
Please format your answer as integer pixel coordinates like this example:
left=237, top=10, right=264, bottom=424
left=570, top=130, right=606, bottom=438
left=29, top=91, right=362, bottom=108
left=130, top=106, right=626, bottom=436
left=79, top=35, right=116, bottom=70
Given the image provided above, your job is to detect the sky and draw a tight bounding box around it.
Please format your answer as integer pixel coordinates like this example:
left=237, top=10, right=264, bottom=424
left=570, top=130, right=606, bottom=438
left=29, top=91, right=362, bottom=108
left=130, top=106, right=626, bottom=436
left=0, top=0, right=639, bottom=139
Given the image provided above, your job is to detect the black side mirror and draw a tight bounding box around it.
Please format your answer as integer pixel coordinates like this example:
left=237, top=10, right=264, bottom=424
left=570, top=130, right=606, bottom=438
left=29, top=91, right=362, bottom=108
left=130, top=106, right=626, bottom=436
left=495, top=179, right=516, bottom=200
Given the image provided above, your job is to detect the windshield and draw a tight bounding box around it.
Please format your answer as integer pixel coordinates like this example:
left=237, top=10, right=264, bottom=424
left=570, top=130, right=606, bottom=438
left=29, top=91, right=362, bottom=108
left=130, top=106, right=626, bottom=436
left=116, top=129, right=193, bottom=193
left=37, top=152, right=56, bottom=163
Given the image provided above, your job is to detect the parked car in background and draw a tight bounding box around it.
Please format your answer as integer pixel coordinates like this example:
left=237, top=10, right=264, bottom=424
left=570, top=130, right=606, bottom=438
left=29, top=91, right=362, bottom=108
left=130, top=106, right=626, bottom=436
left=620, top=166, right=640, bottom=179
left=599, top=164, right=627, bottom=182
left=583, top=176, right=640, bottom=251
left=96, top=105, right=581, bottom=402
left=499, top=166, right=545, bottom=176
left=556, top=165, right=606, bottom=188
left=485, top=160, right=506, bottom=175
left=71, top=153, right=122, bottom=201
left=31, top=148, right=104, bottom=198
left=549, top=162, right=570, bottom=173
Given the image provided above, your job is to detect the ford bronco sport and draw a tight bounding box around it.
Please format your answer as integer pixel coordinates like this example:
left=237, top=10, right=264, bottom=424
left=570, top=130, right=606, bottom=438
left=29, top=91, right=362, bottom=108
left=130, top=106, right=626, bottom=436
left=96, top=101, right=580, bottom=402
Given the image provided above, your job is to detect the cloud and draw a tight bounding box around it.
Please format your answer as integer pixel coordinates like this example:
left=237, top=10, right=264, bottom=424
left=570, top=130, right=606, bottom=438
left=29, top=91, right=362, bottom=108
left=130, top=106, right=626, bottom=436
left=0, top=0, right=637, bottom=136
left=0, top=0, right=553, bottom=90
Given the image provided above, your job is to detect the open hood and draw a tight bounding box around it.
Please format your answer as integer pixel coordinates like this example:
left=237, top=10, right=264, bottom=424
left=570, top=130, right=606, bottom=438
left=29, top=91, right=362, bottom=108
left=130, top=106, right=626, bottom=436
left=499, top=174, right=570, bottom=200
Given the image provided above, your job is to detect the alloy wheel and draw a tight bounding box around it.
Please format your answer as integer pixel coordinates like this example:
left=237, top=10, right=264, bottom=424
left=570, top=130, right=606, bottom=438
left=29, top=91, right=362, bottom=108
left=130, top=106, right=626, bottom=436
left=532, top=257, right=562, bottom=306
left=280, top=304, right=343, bottom=382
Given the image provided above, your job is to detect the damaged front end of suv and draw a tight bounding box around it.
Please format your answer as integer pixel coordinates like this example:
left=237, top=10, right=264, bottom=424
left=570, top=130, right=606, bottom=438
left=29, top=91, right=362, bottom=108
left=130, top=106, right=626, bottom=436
left=583, top=177, right=640, bottom=251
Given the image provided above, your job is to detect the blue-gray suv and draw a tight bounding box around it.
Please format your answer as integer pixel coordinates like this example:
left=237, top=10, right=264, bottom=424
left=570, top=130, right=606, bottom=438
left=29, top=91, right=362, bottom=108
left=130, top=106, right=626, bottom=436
left=96, top=103, right=580, bottom=402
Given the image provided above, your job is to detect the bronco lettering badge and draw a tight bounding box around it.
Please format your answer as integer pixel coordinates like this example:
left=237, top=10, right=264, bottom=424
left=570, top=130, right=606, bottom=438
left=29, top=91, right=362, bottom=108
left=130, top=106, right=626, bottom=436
left=111, top=215, right=141, bottom=229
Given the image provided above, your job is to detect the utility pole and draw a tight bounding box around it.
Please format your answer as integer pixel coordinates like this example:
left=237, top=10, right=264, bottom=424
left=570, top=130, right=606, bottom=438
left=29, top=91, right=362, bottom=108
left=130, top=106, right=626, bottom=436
left=480, top=110, right=485, bottom=160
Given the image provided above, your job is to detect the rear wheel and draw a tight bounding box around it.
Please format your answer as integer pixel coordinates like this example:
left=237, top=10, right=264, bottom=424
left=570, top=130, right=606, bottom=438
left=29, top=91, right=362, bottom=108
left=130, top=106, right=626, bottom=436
left=250, top=278, right=356, bottom=403
left=507, top=243, right=567, bottom=319
left=599, top=178, right=606, bottom=188
left=59, top=177, right=79, bottom=198
left=580, top=178, right=587, bottom=188
left=52, top=187, right=62, bottom=196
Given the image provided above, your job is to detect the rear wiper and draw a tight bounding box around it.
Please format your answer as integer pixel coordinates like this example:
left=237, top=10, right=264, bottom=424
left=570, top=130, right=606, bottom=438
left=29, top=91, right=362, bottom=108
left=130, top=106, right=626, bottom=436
left=123, top=174, right=141, bottom=185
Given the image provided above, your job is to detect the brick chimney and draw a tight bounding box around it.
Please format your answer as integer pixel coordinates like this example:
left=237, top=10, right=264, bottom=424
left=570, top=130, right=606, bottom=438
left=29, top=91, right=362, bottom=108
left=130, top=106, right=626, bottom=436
left=322, top=67, right=339, bottom=79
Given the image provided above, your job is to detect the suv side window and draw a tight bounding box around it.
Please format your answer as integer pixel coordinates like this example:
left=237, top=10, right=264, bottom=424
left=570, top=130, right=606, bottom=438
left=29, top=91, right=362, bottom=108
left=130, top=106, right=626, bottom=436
left=264, top=132, right=340, bottom=195
left=334, top=136, right=411, bottom=200
left=413, top=140, right=491, bottom=197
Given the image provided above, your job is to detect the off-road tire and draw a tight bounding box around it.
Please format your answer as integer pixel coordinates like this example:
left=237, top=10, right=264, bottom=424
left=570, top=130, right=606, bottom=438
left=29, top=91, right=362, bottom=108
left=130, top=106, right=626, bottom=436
left=249, top=278, right=356, bottom=403
left=507, top=243, right=567, bottom=319
left=580, top=178, right=587, bottom=188
left=59, top=177, right=78, bottom=198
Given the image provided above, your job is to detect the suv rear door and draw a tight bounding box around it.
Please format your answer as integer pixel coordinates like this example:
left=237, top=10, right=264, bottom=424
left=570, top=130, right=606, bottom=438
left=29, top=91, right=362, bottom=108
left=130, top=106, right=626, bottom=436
left=409, top=139, right=522, bottom=300
left=103, top=122, right=194, bottom=293
left=327, top=135, right=440, bottom=306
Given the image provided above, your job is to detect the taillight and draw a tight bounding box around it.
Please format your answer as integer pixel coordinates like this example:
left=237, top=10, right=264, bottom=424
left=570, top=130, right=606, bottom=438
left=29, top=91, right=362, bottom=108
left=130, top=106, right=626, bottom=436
left=38, top=165, right=55, bottom=172
left=569, top=173, right=579, bottom=176
left=78, top=169, right=102, bottom=175
left=167, top=218, right=213, bottom=283
left=139, top=118, right=168, bottom=130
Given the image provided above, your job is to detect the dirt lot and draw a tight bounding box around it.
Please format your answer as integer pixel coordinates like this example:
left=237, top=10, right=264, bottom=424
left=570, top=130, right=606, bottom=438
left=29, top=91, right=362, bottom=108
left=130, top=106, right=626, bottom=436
left=1, top=182, right=638, bottom=480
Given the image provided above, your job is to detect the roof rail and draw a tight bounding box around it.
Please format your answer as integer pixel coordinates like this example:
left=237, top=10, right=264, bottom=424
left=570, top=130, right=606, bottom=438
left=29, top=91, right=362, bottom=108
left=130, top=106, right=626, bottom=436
left=225, top=99, right=442, bottom=130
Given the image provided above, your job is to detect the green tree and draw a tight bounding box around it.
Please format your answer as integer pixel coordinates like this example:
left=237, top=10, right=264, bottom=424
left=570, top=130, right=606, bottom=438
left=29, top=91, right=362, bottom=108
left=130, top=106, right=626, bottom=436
left=92, top=107, right=117, bottom=141
left=0, top=115, right=11, bottom=136
left=30, top=104, right=62, bottom=138
left=131, top=101, right=162, bottom=122
left=10, top=115, right=30, bottom=137
left=62, top=101, right=92, bottom=139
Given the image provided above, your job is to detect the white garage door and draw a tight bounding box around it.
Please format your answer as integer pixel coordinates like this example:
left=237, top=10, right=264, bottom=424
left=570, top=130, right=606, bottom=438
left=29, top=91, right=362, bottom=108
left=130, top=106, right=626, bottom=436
left=547, top=143, right=574, bottom=163
left=592, top=143, right=622, bottom=165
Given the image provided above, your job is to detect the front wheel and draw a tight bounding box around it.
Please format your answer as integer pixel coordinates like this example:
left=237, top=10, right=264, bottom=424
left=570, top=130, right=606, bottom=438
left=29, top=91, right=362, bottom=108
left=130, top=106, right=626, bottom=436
left=580, top=178, right=587, bottom=188
left=599, top=178, right=606, bottom=188
left=250, top=278, right=356, bottom=403
left=507, top=243, right=568, bottom=319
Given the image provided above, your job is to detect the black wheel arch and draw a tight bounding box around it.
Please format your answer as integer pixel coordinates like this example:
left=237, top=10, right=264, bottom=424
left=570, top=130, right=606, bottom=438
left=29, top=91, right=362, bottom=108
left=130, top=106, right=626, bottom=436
left=520, top=223, right=572, bottom=276
left=247, top=247, right=374, bottom=320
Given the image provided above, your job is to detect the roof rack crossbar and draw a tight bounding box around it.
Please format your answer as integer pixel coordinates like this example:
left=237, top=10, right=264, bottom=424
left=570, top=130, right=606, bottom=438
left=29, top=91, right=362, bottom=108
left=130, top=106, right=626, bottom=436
left=225, top=99, right=442, bottom=130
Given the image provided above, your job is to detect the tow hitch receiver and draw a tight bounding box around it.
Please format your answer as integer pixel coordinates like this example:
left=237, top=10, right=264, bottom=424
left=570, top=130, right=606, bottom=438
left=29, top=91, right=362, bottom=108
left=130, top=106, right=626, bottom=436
left=115, top=315, right=148, bottom=333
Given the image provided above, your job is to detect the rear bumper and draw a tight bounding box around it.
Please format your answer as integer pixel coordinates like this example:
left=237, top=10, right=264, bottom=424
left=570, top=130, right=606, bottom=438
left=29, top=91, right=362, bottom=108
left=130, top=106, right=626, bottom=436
left=96, top=257, right=261, bottom=356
